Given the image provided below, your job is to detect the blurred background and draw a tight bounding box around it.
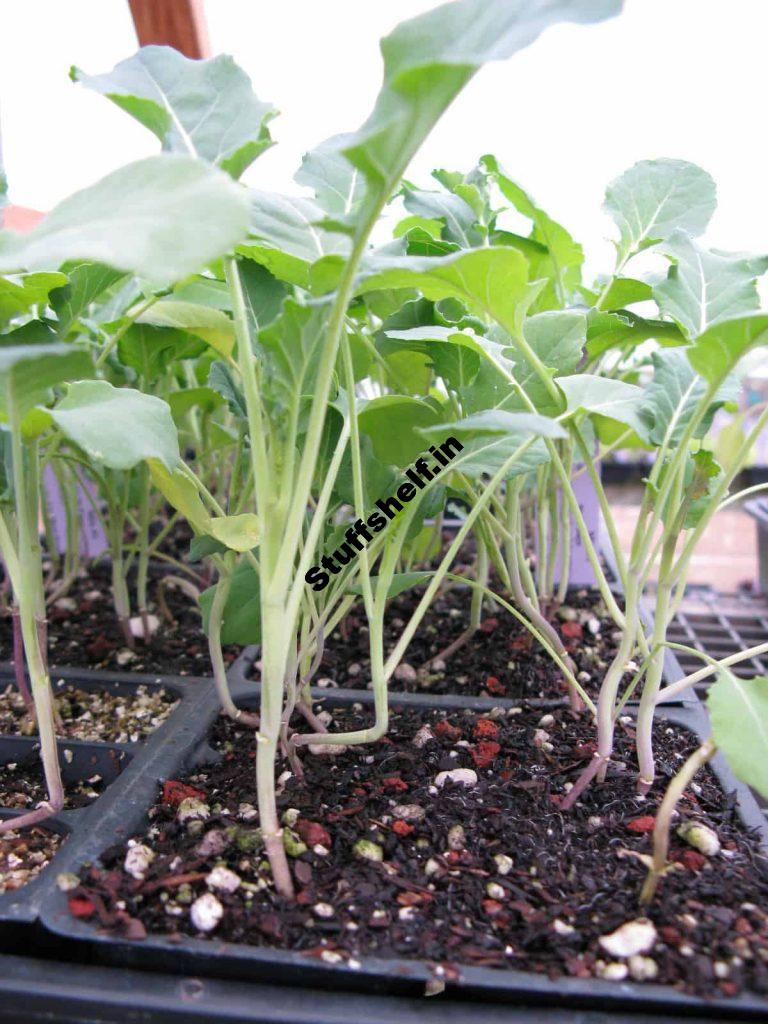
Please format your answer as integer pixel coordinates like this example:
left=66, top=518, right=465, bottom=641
left=2, top=0, right=767, bottom=660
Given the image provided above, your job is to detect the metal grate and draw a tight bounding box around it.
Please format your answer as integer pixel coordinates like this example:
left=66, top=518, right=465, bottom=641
left=666, top=591, right=768, bottom=693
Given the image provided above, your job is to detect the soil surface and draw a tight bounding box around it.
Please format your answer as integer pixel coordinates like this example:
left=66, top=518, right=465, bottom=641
left=0, top=748, right=124, bottom=810
left=0, top=682, right=178, bottom=743
left=0, top=823, right=65, bottom=893
left=252, top=586, right=624, bottom=703
left=0, top=564, right=238, bottom=676
left=71, top=703, right=768, bottom=1000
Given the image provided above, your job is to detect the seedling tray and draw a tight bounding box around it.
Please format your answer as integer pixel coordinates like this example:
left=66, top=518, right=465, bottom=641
left=36, top=675, right=768, bottom=1019
left=0, top=669, right=208, bottom=931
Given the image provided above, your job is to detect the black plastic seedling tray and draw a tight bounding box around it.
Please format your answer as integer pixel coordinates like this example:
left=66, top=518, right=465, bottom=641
left=37, top=672, right=768, bottom=1020
left=0, top=668, right=208, bottom=935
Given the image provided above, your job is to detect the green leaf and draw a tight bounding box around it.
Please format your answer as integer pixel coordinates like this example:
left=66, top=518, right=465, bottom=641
left=295, top=135, right=366, bottom=221
left=347, top=571, right=432, bottom=599
left=189, top=534, right=227, bottom=562
left=73, top=47, right=276, bottom=179
left=0, top=343, right=93, bottom=426
left=208, top=361, right=246, bottom=420
left=708, top=671, right=768, bottom=800
left=118, top=323, right=192, bottom=380
left=358, top=395, right=442, bottom=466
left=49, top=380, right=180, bottom=471
left=208, top=514, right=259, bottom=553
left=425, top=409, right=566, bottom=439
left=0, top=271, right=68, bottom=326
left=239, top=260, right=288, bottom=334
left=402, top=187, right=479, bottom=248
left=589, top=276, right=653, bottom=309
left=0, top=155, right=250, bottom=286
left=586, top=308, right=684, bottom=358
left=342, top=0, right=621, bottom=218
left=138, top=299, right=235, bottom=357
left=166, top=386, right=225, bottom=424
left=357, top=247, right=536, bottom=339
left=149, top=460, right=211, bottom=534
left=200, top=559, right=261, bottom=645
left=654, top=231, right=767, bottom=338
left=604, top=159, right=717, bottom=264
left=240, top=191, right=351, bottom=287
left=482, top=154, right=583, bottom=303
left=639, top=348, right=738, bottom=447
left=49, top=262, right=124, bottom=336
left=556, top=373, right=648, bottom=438
left=257, top=299, right=328, bottom=408
left=687, top=313, right=768, bottom=383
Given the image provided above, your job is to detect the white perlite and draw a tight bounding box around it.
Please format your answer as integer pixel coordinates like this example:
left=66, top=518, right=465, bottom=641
left=493, top=853, right=514, bottom=876
left=190, top=892, right=223, bottom=932
left=177, top=797, right=210, bottom=824
left=677, top=820, right=721, bottom=856
left=434, top=768, right=477, bottom=789
left=123, top=843, right=155, bottom=880
left=628, top=955, right=659, bottom=981
left=599, top=919, right=657, bottom=959
left=206, top=866, right=241, bottom=893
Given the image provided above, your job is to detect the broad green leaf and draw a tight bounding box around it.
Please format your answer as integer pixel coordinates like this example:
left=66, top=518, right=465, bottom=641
left=200, top=559, right=261, bottom=645
left=430, top=428, right=549, bottom=480
left=49, top=262, right=124, bottom=336
left=347, top=571, right=432, bottom=599
left=428, top=409, right=566, bottom=439
left=118, top=323, right=192, bottom=380
left=679, top=450, right=723, bottom=530
left=357, top=247, right=536, bottom=338
left=654, top=231, right=768, bottom=338
left=240, top=190, right=351, bottom=287
left=510, top=309, right=585, bottom=410
left=586, top=276, right=653, bottom=309
left=49, top=381, right=180, bottom=471
left=173, top=277, right=231, bottom=311
left=402, top=187, right=479, bottom=248
left=208, top=513, right=260, bottom=552
left=239, top=260, right=289, bottom=334
left=138, top=299, right=235, bottom=357
left=482, top=154, right=583, bottom=304
left=0, top=343, right=93, bottom=426
left=257, top=299, right=328, bottom=407
left=342, top=0, right=621, bottom=224
left=0, top=271, right=68, bottom=326
left=556, top=373, right=648, bottom=438
left=586, top=308, right=685, bottom=358
left=295, top=134, right=365, bottom=221
left=639, top=348, right=738, bottom=447
left=73, top=47, right=276, bottom=179
left=0, top=156, right=250, bottom=286
left=166, top=386, right=225, bottom=424
left=359, top=395, right=442, bottom=466
left=149, top=459, right=211, bottom=534
left=208, top=361, right=246, bottom=420
left=687, top=313, right=768, bottom=383
left=604, top=159, right=716, bottom=264
left=708, top=671, right=768, bottom=799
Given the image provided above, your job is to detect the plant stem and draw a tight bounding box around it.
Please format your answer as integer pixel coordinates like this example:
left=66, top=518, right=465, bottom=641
left=640, top=738, right=716, bottom=904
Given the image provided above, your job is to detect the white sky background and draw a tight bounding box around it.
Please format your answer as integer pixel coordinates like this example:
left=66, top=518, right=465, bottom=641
left=1, top=0, right=766, bottom=283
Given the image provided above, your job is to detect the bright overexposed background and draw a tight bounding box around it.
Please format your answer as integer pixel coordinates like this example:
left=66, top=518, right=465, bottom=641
left=1, top=0, right=766, bottom=279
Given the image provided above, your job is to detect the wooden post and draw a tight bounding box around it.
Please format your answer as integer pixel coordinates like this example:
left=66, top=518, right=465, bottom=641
left=127, top=0, right=211, bottom=58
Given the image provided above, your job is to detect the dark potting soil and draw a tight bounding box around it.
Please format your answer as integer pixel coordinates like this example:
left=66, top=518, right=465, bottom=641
left=0, top=749, right=119, bottom=810
left=0, top=682, right=178, bottom=744
left=252, top=586, right=621, bottom=702
left=0, top=564, right=238, bottom=676
left=0, top=823, right=65, bottom=893
left=71, top=704, right=768, bottom=1000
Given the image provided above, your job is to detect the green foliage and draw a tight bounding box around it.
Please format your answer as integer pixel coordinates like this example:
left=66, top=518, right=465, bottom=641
left=709, top=672, right=768, bottom=799
left=48, top=381, right=180, bottom=471
left=0, top=156, right=250, bottom=285
left=73, top=47, right=276, bottom=179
